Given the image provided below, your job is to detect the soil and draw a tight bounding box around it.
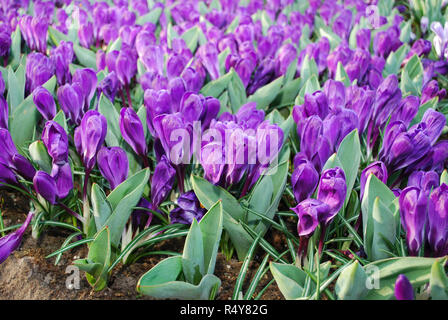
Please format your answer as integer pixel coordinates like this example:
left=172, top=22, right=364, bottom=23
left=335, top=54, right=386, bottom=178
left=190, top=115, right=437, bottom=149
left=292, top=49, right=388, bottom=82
left=0, top=190, right=284, bottom=300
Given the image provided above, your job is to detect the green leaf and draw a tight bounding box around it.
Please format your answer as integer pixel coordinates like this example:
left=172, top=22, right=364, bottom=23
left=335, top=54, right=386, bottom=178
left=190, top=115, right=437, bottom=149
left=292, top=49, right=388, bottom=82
left=383, top=44, right=409, bottom=77
left=295, top=75, right=320, bottom=105
left=7, top=65, right=25, bottom=112
left=73, top=226, right=111, bottom=291
left=335, top=261, right=368, bottom=300
left=228, top=69, right=247, bottom=113
left=52, top=110, right=68, bottom=134
left=9, top=26, right=21, bottom=70
left=364, top=256, right=446, bottom=300
left=91, top=183, right=112, bottom=231
left=247, top=76, right=284, bottom=110
left=271, top=78, right=301, bottom=108
left=10, top=76, right=56, bottom=152
left=28, top=140, right=52, bottom=173
left=200, top=70, right=233, bottom=98
left=270, top=262, right=307, bottom=300
left=300, top=54, right=318, bottom=86
left=182, top=219, right=205, bottom=285
left=104, top=168, right=150, bottom=246
left=337, top=129, right=361, bottom=207
left=136, top=6, right=162, bottom=25
left=199, top=201, right=224, bottom=275
left=400, top=54, right=423, bottom=96
left=335, top=62, right=351, bottom=87
left=191, top=175, right=252, bottom=260
left=73, top=44, right=97, bottom=70
left=430, top=259, right=448, bottom=300
left=181, top=26, right=201, bottom=53
left=441, top=170, right=448, bottom=185
left=98, top=94, right=121, bottom=147
left=138, top=266, right=221, bottom=300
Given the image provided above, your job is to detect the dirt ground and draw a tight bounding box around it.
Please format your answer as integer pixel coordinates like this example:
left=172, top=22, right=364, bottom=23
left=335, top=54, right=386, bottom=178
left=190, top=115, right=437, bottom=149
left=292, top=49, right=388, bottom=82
left=0, top=190, right=284, bottom=300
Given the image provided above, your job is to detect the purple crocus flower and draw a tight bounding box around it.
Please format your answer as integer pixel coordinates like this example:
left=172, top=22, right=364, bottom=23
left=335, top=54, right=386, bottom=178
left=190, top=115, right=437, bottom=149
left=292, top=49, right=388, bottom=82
left=170, top=190, right=207, bottom=225
left=323, top=108, right=359, bottom=152
left=151, top=155, right=176, bottom=209
left=19, top=15, right=48, bottom=53
left=333, top=9, right=352, bottom=40
left=97, top=146, right=129, bottom=190
left=98, top=71, right=119, bottom=103
left=200, top=141, right=225, bottom=185
left=247, top=57, right=276, bottom=95
left=33, top=170, right=57, bottom=204
left=421, top=80, right=446, bottom=104
left=25, top=52, right=55, bottom=94
left=291, top=199, right=330, bottom=236
left=74, top=110, right=107, bottom=172
left=72, top=68, right=98, bottom=111
left=293, top=91, right=329, bottom=135
left=394, top=274, right=414, bottom=300
left=428, top=183, right=448, bottom=256
left=345, top=85, right=375, bottom=135
left=408, top=171, right=439, bottom=195
left=198, top=43, right=220, bottom=80
left=119, top=107, right=147, bottom=159
left=0, top=29, right=11, bottom=60
left=360, top=161, right=388, bottom=200
left=275, top=43, right=297, bottom=76
left=57, top=83, right=85, bottom=125
left=356, top=28, right=371, bottom=51
left=317, top=167, right=347, bottom=223
left=399, top=187, right=428, bottom=256
left=79, top=22, right=94, bottom=49
left=11, top=154, right=36, bottom=181
left=115, top=48, right=137, bottom=86
left=32, top=86, right=57, bottom=121
left=0, top=211, right=34, bottom=264
left=0, top=162, right=18, bottom=186
left=50, top=161, right=73, bottom=199
left=389, top=96, right=420, bottom=128
left=41, top=121, right=69, bottom=164
left=291, top=158, right=319, bottom=203
left=421, top=108, right=446, bottom=145
left=50, top=41, right=74, bottom=86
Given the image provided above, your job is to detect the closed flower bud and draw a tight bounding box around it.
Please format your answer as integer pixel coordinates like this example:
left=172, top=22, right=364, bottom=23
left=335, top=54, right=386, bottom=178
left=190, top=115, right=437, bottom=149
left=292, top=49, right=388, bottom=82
left=97, top=147, right=129, bottom=190
left=0, top=211, right=34, bottom=264
left=399, top=187, right=428, bottom=256
left=33, top=86, right=56, bottom=121
left=119, top=107, right=147, bottom=158
left=151, top=156, right=176, bottom=209
left=41, top=120, right=69, bottom=164
left=317, top=167, right=347, bottom=223
left=74, top=110, right=107, bottom=171
left=170, top=190, right=207, bottom=225
left=33, top=170, right=57, bottom=204
left=291, top=159, right=319, bottom=203
left=428, top=184, right=448, bottom=256
left=394, top=274, right=414, bottom=300
left=291, top=199, right=330, bottom=236
left=360, top=161, right=388, bottom=200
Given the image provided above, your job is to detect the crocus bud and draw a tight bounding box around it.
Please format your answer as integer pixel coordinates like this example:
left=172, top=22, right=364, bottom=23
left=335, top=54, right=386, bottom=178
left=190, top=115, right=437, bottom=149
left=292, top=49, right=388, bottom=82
left=323, top=80, right=345, bottom=111
left=57, top=83, right=84, bottom=125
left=317, top=167, right=347, bottom=223
left=98, top=71, right=119, bottom=102
left=33, top=170, right=57, bottom=204
left=78, top=22, right=93, bottom=48
left=119, top=107, right=147, bottom=158
left=421, top=108, right=446, bottom=145
left=170, top=190, right=207, bottom=225
left=399, top=187, right=428, bottom=256
left=356, top=28, right=371, bottom=51
left=11, top=154, right=36, bottom=181
left=151, top=155, right=176, bottom=209
left=428, top=184, right=448, bottom=256
left=360, top=161, right=388, bottom=200
left=116, top=48, right=137, bottom=86
left=181, top=67, right=204, bottom=93
left=291, top=159, right=319, bottom=203
left=0, top=71, right=5, bottom=96
left=236, top=102, right=265, bottom=130
left=198, top=43, right=220, bottom=80
left=74, top=110, right=107, bottom=171
left=394, top=274, right=414, bottom=300
left=72, top=68, right=98, bottom=111
left=41, top=121, right=69, bottom=164
left=201, top=142, right=225, bottom=185
left=96, top=50, right=106, bottom=71
left=0, top=97, right=8, bottom=129
left=50, top=162, right=73, bottom=199
left=50, top=41, right=74, bottom=86
left=0, top=211, right=34, bottom=264
left=33, top=86, right=56, bottom=121
left=408, top=170, right=439, bottom=195
left=389, top=96, right=420, bottom=128
left=97, top=147, right=129, bottom=190
left=275, top=43, right=297, bottom=76
left=421, top=80, right=446, bottom=104
left=323, top=108, right=359, bottom=152
left=291, top=199, right=330, bottom=236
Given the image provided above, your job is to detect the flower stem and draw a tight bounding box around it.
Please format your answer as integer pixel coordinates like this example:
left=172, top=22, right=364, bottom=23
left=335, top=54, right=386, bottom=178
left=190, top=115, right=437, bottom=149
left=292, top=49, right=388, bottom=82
left=126, top=84, right=133, bottom=109
left=318, top=225, right=327, bottom=255
left=58, top=202, right=85, bottom=224
left=120, top=88, right=128, bottom=108
left=176, top=165, right=185, bottom=194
